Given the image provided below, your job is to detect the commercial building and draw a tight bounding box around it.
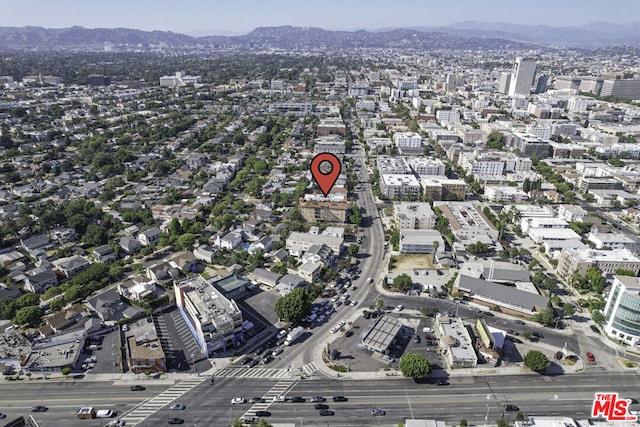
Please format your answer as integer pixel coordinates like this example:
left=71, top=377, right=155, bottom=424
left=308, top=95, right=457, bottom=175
left=600, top=79, right=640, bottom=100
left=299, top=199, right=348, bottom=223
left=394, top=202, right=437, bottom=229
left=125, top=317, right=166, bottom=373
left=557, top=248, right=640, bottom=278
left=362, top=316, right=403, bottom=354
left=380, top=174, right=421, bottom=199
left=286, top=231, right=343, bottom=255
left=174, top=276, right=243, bottom=357
left=159, top=71, right=201, bottom=88
left=436, top=317, right=477, bottom=368
left=316, top=119, right=346, bottom=136
left=603, top=275, right=640, bottom=347
left=508, top=57, right=537, bottom=96
left=268, top=102, right=314, bottom=116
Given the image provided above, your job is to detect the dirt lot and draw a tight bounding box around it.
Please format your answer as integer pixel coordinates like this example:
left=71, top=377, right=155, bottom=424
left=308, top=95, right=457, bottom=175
left=390, top=254, right=435, bottom=271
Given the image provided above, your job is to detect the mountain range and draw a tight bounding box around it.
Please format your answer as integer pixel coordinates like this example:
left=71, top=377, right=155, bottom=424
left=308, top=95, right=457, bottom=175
left=0, top=21, right=638, bottom=51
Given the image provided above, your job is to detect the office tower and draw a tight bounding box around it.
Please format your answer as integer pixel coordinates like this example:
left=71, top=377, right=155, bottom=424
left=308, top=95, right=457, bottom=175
left=534, top=74, right=549, bottom=94
left=498, top=72, right=511, bottom=94
left=508, top=57, right=537, bottom=96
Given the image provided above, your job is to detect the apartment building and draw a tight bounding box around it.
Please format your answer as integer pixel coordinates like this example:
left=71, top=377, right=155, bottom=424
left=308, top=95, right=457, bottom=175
left=433, top=201, right=499, bottom=241
left=409, top=157, right=446, bottom=176
left=377, top=156, right=412, bottom=174
left=399, top=230, right=444, bottom=254
left=174, top=276, right=244, bottom=357
left=313, top=136, right=346, bottom=154
left=483, top=186, right=529, bottom=203
left=393, top=132, right=423, bottom=150
left=394, top=202, right=437, bottom=229
left=380, top=174, right=421, bottom=199
left=268, top=102, right=314, bottom=116
left=286, top=231, right=344, bottom=255
left=436, top=109, right=460, bottom=124
left=298, top=199, right=348, bottom=223
left=420, top=176, right=467, bottom=201
left=557, top=248, right=640, bottom=278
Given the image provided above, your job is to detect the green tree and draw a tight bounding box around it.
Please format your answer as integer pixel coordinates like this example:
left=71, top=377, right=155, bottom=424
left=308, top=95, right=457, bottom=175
left=274, top=287, right=312, bottom=323
left=375, top=297, right=384, bottom=312
left=169, top=218, right=183, bottom=236
left=348, top=243, right=360, bottom=257
left=82, top=224, right=108, bottom=246
left=460, top=420, right=468, bottom=427
left=13, top=305, right=43, bottom=326
left=61, top=367, right=71, bottom=378
left=393, top=274, right=413, bottom=292
left=16, top=293, right=40, bottom=309
left=177, top=233, right=197, bottom=251
left=592, top=310, right=605, bottom=324
left=523, top=350, right=551, bottom=372
left=399, top=352, right=432, bottom=378
left=531, top=307, right=555, bottom=327
left=562, top=303, right=575, bottom=318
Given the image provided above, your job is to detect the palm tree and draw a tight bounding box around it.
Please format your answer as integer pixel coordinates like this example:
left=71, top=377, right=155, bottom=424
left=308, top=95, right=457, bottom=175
left=432, top=240, right=440, bottom=264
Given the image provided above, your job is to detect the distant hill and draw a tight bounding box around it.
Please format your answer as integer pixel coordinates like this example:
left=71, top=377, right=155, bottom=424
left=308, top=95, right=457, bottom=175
left=0, top=25, right=532, bottom=51
left=1, top=22, right=638, bottom=51
left=408, top=21, right=640, bottom=48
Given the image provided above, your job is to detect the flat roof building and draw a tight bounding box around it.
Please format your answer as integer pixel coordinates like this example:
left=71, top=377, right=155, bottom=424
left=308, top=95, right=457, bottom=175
left=380, top=174, right=421, bottom=199
left=437, top=317, right=477, bottom=368
left=174, top=275, right=243, bottom=358
left=362, top=316, right=403, bottom=353
left=394, top=202, right=437, bottom=230
left=433, top=202, right=499, bottom=241
left=557, top=248, right=640, bottom=278
left=125, top=317, right=166, bottom=373
left=603, top=275, right=640, bottom=347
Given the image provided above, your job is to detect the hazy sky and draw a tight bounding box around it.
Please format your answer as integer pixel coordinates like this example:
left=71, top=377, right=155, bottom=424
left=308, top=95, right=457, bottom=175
left=2, top=0, right=639, bottom=35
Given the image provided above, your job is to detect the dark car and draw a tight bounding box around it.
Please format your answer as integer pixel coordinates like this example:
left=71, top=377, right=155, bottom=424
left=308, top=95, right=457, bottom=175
left=255, top=410, right=271, bottom=417
left=289, top=396, right=305, bottom=403
left=514, top=320, right=525, bottom=325
left=531, top=331, right=544, bottom=339
left=413, top=335, right=421, bottom=343
left=590, top=325, right=601, bottom=334
left=130, top=385, right=146, bottom=391
left=315, top=403, right=329, bottom=410
left=319, top=409, right=335, bottom=416
left=371, top=408, right=386, bottom=416
left=241, top=357, right=253, bottom=366
left=249, top=397, right=265, bottom=403
left=30, top=406, right=47, bottom=412
left=483, top=311, right=495, bottom=317
left=247, top=359, right=259, bottom=368
left=504, top=404, right=520, bottom=412
left=262, top=355, right=274, bottom=365
left=0, top=414, right=6, bottom=419
left=168, top=418, right=184, bottom=424
left=436, top=380, right=450, bottom=386
left=506, top=329, right=519, bottom=336
left=333, top=396, right=348, bottom=402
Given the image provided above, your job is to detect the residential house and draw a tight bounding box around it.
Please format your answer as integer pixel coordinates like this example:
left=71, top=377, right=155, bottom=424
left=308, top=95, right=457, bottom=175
left=85, top=288, right=145, bottom=322
left=216, top=230, right=243, bottom=250
left=166, top=251, right=199, bottom=273
left=146, top=261, right=179, bottom=282
left=119, top=236, right=141, bottom=255
left=40, top=303, right=87, bottom=335
left=252, top=268, right=282, bottom=288
left=193, top=245, right=216, bottom=264
left=276, top=273, right=308, bottom=296
left=254, top=235, right=273, bottom=252
left=272, top=248, right=289, bottom=263
left=92, top=244, right=117, bottom=264
left=296, top=262, right=322, bottom=283
left=119, top=276, right=157, bottom=301
left=23, top=270, right=58, bottom=293
left=301, top=244, right=334, bottom=267
left=138, top=227, right=162, bottom=247
left=52, top=256, right=91, bottom=278
left=20, top=234, right=50, bottom=257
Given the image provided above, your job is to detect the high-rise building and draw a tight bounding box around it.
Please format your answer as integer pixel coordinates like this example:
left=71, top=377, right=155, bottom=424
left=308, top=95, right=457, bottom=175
left=600, top=79, right=640, bottom=100
left=498, top=72, right=511, bottom=95
left=508, top=57, right=537, bottom=96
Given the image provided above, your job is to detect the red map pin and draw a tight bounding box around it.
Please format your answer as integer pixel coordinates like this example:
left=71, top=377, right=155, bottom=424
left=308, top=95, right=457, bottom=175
left=310, top=152, right=342, bottom=197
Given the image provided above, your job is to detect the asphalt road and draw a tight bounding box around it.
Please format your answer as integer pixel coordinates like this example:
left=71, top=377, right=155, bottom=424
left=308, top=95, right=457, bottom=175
left=6, top=371, right=640, bottom=427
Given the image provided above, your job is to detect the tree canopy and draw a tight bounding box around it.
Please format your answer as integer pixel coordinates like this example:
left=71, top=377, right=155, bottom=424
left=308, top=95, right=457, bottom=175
left=523, top=350, right=551, bottom=372
left=399, top=352, right=432, bottom=379
left=274, top=287, right=312, bottom=323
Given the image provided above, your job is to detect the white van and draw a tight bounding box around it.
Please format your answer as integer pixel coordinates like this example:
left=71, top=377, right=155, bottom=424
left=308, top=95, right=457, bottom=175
left=96, top=409, right=115, bottom=418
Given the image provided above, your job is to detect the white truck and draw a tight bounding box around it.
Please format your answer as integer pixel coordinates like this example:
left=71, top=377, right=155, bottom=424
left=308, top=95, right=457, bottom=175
left=284, top=326, right=305, bottom=346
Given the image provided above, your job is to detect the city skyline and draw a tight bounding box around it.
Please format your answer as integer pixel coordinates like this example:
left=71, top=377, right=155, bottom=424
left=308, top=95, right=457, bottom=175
left=1, top=0, right=640, bottom=36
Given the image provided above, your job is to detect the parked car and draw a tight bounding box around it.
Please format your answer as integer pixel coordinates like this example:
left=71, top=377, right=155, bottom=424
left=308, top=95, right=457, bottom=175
left=231, top=398, right=246, bottom=404
left=272, top=347, right=283, bottom=357
left=276, top=330, right=287, bottom=340
left=413, top=335, right=421, bottom=343
left=169, top=404, right=185, bottom=410
left=586, top=352, right=595, bottom=363
left=330, top=326, right=340, bottom=334
left=395, top=305, right=404, bottom=312
left=316, top=315, right=326, bottom=323
left=382, top=355, right=395, bottom=363
left=504, top=404, right=520, bottom=411
left=531, top=331, right=544, bottom=338
left=371, top=408, right=386, bottom=416
left=514, top=320, right=525, bottom=325
left=590, top=325, right=601, bottom=334
left=350, top=300, right=358, bottom=306
left=247, top=359, right=259, bottom=368
left=436, top=380, right=450, bottom=386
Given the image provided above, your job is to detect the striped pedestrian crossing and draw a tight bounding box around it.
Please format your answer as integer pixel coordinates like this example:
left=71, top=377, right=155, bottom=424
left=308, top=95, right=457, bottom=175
left=300, top=362, right=318, bottom=376
left=119, top=377, right=206, bottom=426
left=214, top=366, right=292, bottom=379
